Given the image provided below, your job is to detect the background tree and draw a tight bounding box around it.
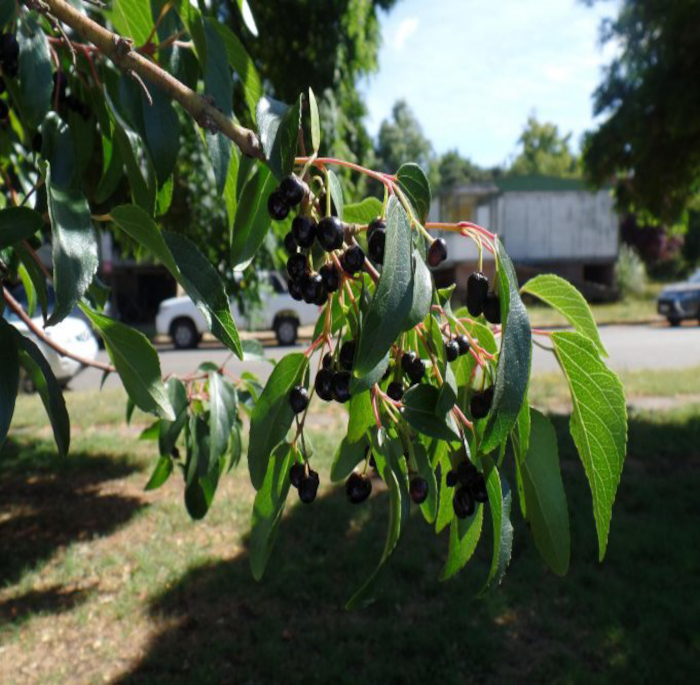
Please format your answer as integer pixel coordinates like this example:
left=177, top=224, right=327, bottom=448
left=375, top=99, right=434, bottom=174
left=434, top=149, right=497, bottom=194
left=509, top=115, right=580, bottom=178
left=582, top=0, right=700, bottom=222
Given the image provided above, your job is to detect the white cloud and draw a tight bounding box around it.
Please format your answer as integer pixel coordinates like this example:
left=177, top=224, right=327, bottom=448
left=393, top=17, right=419, bottom=51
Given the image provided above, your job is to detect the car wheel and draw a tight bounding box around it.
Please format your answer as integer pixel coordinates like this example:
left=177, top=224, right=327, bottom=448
left=668, top=317, right=681, bottom=327
left=275, top=317, right=298, bottom=346
left=171, top=318, right=199, bottom=349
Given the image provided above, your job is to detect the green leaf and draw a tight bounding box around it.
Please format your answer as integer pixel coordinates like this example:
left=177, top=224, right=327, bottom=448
left=108, top=0, right=154, bottom=46
left=15, top=243, right=48, bottom=321
left=230, top=163, right=276, bottom=268
left=141, top=83, right=180, bottom=186
left=203, top=18, right=233, bottom=194
left=434, top=446, right=454, bottom=533
left=331, top=435, right=368, bottom=482
left=346, top=391, right=374, bottom=444
left=308, top=87, right=321, bottom=153
left=521, top=274, right=607, bottom=357
left=145, top=455, right=173, bottom=491
left=213, top=23, right=262, bottom=121
left=511, top=392, right=531, bottom=466
left=404, top=251, right=432, bottom=330
left=397, top=163, right=431, bottom=222
left=248, top=353, right=307, bottom=490
left=15, top=332, right=70, bottom=457
left=355, top=197, right=413, bottom=375
left=402, top=384, right=460, bottom=442
left=163, top=232, right=243, bottom=358
left=481, top=466, right=513, bottom=592
left=349, top=353, right=389, bottom=395
left=113, top=122, right=155, bottom=214
left=235, top=0, right=258, bottom=36
left=158, top=378, right=188, bottom=457
left=343, top=198, right=383, bottom=225
left=208, top=371, right=237, bottom=464
left=80, top=306, right=174, bottom=421
left=41, top=112, right=75, bottom=190
left=480, top=240, right=531, bottom=453
left=552, top=330, right=627, bottom=560
left=46, top=167, right=99, bottom=326
left=184, top=415, right=219, bottom=519
left=256, top=95, right=301, bottom=180
left=441, top=505, right=483, bottom=581
left=223, top=149, right=239, bottom=234
left=521, top=409, right=570, bottom=575
left=17, top=14, right=52, bottom=128
left=327, top=169, right=344, bottom=221
left=413, top=442, right=438, bottom=523
left=0, top=207, right=43, bottom=249
left=1, top=0, right=16, bottom=30
left=250, top=443, right=293, bottom=580
left=0, top=320, right=20, bottom=449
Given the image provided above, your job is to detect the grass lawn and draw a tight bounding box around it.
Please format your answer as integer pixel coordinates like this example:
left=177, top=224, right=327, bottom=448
left=2, top=376, right=700, bottom=683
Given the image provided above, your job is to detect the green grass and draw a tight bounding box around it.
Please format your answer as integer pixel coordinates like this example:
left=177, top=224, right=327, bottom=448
left=1, top=389, right=700, bottom=682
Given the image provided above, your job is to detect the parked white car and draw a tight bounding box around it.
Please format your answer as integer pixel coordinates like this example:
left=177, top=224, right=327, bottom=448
left=4, top=291, right=99, bottom=389
left=156, top=271, right=321, bottom=348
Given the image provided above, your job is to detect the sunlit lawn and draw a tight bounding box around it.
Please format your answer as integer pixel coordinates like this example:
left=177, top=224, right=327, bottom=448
left=1, top=373, right=699, bottom=682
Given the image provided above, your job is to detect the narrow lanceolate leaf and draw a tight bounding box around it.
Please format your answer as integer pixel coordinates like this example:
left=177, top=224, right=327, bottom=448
left=184, top=415, right=219, bottom=519
left=435, top=447, right=455, bottom=533
left=141, top=84, right=180, bottom=186
left=355, top=197, right=413, bottom=375
left=46, top=168, right=99, bottom=326
left=397, top=163, right=431, bottom=222
left=331, top=435, right=368, bottom=483
left=208, top=372, right=237, bottom=464
left=158, top=378, right=188, bottom=457
left=404, top=251, right=432, bottom=331
left=164, top=232, right=243, bottom=358
left=108, top=0, right=154, bottom=45
left=521, top=274, right=607, bottom=357
left=80, top=306, right=175, bottom=421
left=480, top=240, right=531, bottom=454
left=235, top=0, right=258, bottom=36
left=402, top=384, right=460, bottom=442
left=16, top=333, right=70, bottom=458
left=308, top=87, right=321, bottom=152
left=327, top=169, right=344, bottom=220
left=0, top=320, right=20, bottom=449
left=145, top=455, right=174, bottom=491
left=256, top=95, right=301, bottom=180
left=248, top=354, right=308, bottom=490
left=552, top=331, right=627, bottom=560
left=16, top=243, right=48, bottom=320
left=17, top=14, right=52, bottom=128
left=521, top=409, right=570, bottom=576
left=250, top=443, right=294, bottom=580
left=203, top=18, right=233, bottom=194
left=441, top=505, right=483, bottom=581
left=346, top=391, right=374, bottom=444
left=0, top=207, right=43, bottom=249
left=481, top=465, right=513, bottom=593
left=343, top=198, right=383, bottom=225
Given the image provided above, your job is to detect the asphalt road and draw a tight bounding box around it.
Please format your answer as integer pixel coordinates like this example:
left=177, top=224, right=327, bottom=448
left=69, top=322, right=700, bottom=392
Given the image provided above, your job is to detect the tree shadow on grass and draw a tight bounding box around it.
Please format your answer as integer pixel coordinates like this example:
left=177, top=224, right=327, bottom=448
left=0, top=437, right=146, bottom=593
left=119, top=411, right=700, bottom=684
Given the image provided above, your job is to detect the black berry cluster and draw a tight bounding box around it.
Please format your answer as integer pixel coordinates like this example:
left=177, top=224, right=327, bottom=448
left=315, top=340, right=355, bottom=403
left=268, top=174, right=308, bottom=221
left=0, top=33, right=19, bottom=79
left=446, top=459, right=488, bottom=518
left=467, top=271, right=500, bottom=324
left=444, top=334, right=471, bottom=362
left=289, top=462, right=319, bottom=503
left=52, top=72, right=91, bottom=120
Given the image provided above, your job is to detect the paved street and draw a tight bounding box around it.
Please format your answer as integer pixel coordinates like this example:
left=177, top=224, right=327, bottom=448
left=68, top=322, right=700, bottom=392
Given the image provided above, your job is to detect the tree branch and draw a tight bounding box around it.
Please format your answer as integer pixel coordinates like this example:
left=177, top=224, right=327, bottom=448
left=29, top=0, right=264, bottom=159
left=2, top=287, right=116, bottom=373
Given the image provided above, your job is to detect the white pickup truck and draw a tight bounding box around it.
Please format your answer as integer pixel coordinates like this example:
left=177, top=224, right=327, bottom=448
left=155, top=271, right=320, bottom=348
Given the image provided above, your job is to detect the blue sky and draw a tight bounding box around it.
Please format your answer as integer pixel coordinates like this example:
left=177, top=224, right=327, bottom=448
left=360, top=0, right=621, bottom=168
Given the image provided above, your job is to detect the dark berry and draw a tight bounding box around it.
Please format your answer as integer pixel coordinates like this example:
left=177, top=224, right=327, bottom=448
left=280, top=175, right=306, bottom=206
left=302, top=273, right=323, bottom=304
left=314, top=284, right=329, bottom=306
left=467, top=272, right=489, bottom=317
left=341, top=245, right=365, bottom=275
left=401, top=351, right=417, bottom=373
left=287, top=253, right=308, bottom=281
left=322, top=352, right=334, bottom=370
left=298, top=470, right=319, bottom=503
left=0, top=34, right=19, bottom=64
left=427, top=238, right=448, bottom=268
left=457, top=460, right=478, bottom=488
left=470, top=387, right=494, bottom=419
left=472, top=473, right=488, bottom=503
left=407, top=357, right=426, bottom=384
left=455, top=334, right=470, bottom=356
left=445, top=339, right=460, bottom=362
left=339, top=341, right=356, bottom=371
left=367, top=217, right=386, bottom=240
left=289, top=385, right=309, bottom=414
left=290, top=463, right=305, bottom=489
left=453, top=485, right=475, bottom=518
left=291, top=216, right=316, bottom=248
left=387, top=381, right=404, bottom=401
left=368, top=228, right=385, bottom=264
left=316, top=216, right=344, bottom=252
left=268, top=189, right=290, bottom=220
left=446, top=470, right=459, bottom=487
left=483, top=293, right=501, bottom=324
left=409, top=476, right=429, bottom=504
left=319, top=263, right=340, bottom=293
left=332, top=371, right=352, bottom=403
left=288, top=278, right=303, bottom=301
left=31, top=133, right=42, bottom=153
left=346, top=472, right=372, bottom=504
left=283, top=232, right=298, bottom=255
left=381, top=364, right=392, bottom=381
left=0, top=100, right=8, bottom=121
left=315, top=369, right=334, bottom=401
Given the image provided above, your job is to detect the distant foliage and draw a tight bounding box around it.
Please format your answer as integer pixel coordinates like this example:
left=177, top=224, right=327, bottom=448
left=615, top=244, right=647, bottom=297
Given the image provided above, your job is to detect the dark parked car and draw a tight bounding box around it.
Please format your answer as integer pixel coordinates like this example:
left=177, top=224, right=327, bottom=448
left=657, top=269, right=700, bottom=326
